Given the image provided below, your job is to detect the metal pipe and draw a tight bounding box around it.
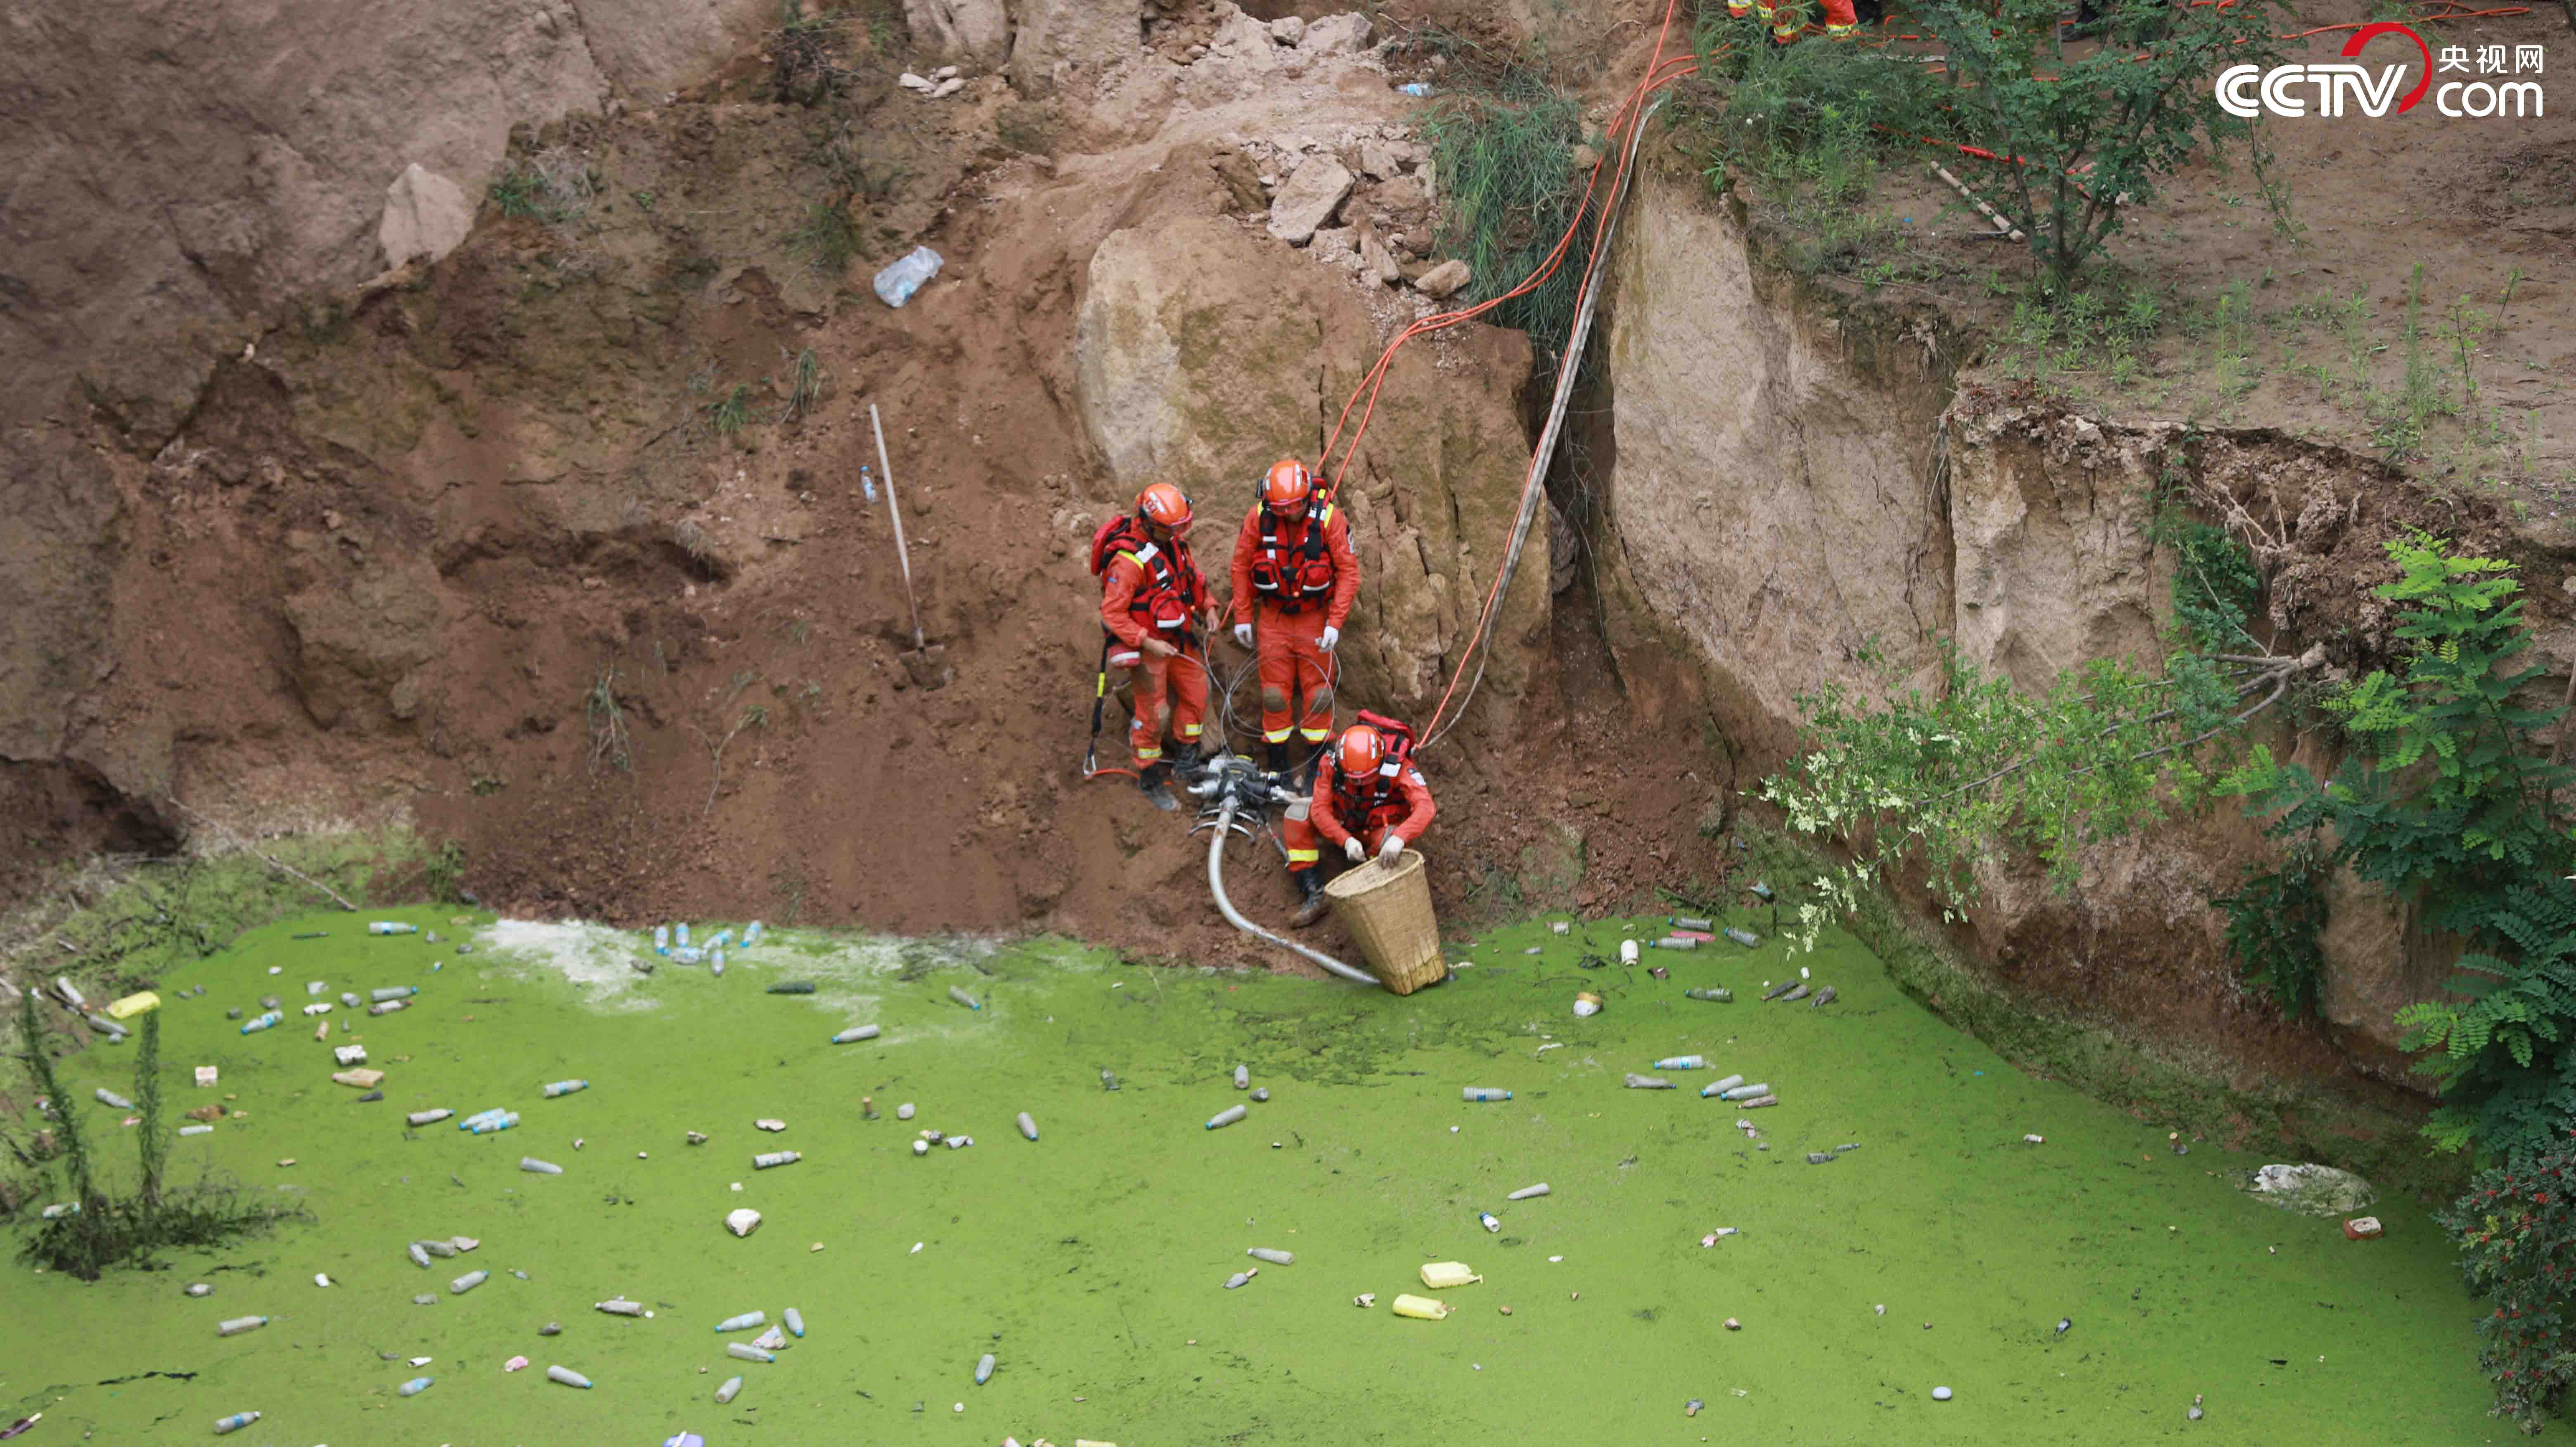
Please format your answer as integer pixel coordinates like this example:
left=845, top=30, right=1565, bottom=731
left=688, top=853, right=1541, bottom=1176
left=1204, top=799, right=1376, bottom=986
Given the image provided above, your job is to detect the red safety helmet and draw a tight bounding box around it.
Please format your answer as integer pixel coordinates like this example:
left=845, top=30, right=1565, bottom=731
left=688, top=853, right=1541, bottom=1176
left=1136, top=482, right=1193, bottom=532
left=1262, top=458, right=1314, bottom=512
left=1337, top=724, right=1387, bottom=779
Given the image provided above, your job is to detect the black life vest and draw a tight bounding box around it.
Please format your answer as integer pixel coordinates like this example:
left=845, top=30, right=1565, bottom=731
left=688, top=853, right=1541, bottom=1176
left=1331, top=710, right=1421, bottom=828
left=1248, top=499, right=1339, bottom=614
left=1089, top=515, right=1201, bottom=638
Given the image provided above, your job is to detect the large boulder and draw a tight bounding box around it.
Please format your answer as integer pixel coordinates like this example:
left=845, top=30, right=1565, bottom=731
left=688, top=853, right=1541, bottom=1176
left=1267, top=157, right=1354, bottom=247
left=903, top=0, right=1013, bottom=67
left=1074, top=216, right=1548, bottom=728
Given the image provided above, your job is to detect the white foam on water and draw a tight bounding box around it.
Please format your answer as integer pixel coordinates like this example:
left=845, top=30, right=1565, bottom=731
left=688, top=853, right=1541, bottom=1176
left=477, top=919, right=658, bottom=1013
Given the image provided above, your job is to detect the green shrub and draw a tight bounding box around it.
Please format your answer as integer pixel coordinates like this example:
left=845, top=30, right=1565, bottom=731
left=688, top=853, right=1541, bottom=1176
left=2438, top=1133, right=2576, bottom=1430
left=1423, top=69, right=1591, bottom=378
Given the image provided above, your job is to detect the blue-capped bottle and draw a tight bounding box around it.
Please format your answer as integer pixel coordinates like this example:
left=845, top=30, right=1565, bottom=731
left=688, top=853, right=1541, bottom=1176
left=654, top=925, right=670, bottom=954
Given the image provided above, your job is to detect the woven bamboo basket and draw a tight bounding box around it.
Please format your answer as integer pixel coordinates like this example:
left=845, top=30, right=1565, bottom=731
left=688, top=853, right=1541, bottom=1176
left=1324, top=851, right=1445, bottom=995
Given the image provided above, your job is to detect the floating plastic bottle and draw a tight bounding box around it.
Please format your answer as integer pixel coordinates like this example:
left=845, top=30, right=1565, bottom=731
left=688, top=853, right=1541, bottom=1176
left=179, top=1124, right=213, bottom=1137
left=654, top=925, right=670, bottom=954
left=710, top=948, right=726, bottom=973
left=459, top=1107, right=507, bottom=1129
left=754, top=1150, right=801, bottom=1169
left=369, top=921, right=419, bottom=935
left=677, top=924, right=691, bottom=947
left=1016, top=1112, right=1039, bottom=1141
left=469, top=1113, right=520, bottom=1135
left=399, top=1376, right=433, bottom=1397
left=765, top=981, right=814, bottom=995
left=1392, top=1293, right=1448, bottom=1319
left=587, top=1298, right=639, bottom=1317
left=1478, top=1211, right=1501, bottom=1232
left=744, top=921, right=765, bottom=947
left=371, top=985, right=418, bottom=1002
left=341, top=992, right=362, bottom=1008
left=1686, top=987, right=1735, bottom=1003
left=1206, top=1104, right=1247, bottom=1129
left=1100, top=1069, right=1120, bottom=1092
left=521, top=1157, right=564, bottom=1174
left=873, top=246, right=945, bottom=308
left=727, top=1342, right=775, bottom=1364
left=213, top=1411, right=261, bottom=1434
left=1507, top=1183, right=1551, bottom=1201
left=671, top=946, right=704, bottom=965
left=715, top=1310, right=766, bottom=1332
left=975, top=1352, right=996, bottom=1385
left=542, top=1079, right=588, bottom=1098
left=423, top=1239, right=459, bottom=1257
left=1248, top=1247, right=1294, bottom=1265
left=408, top=1108, right=454, bottom=1127
left=1233, top=1065, right=1250, bottom=1090
left=547, top=1365, right=593, bottom=1388
left=1810, top=986, right=1839, bottom=1008
left=948, top=986, right=982, bottom=1011
left=831, top=1025, right=881, bottom=1044
left=1224, top=1271, right=1255, bottom=1290
left=217, top=1315, right=268, bottom=1336
left=1725, top=926, right=1761, bottom=948
left=1654, top=937, right=1699, bottom=951
left=1671, top=915, right=1714, bottom=932
left=407, top=1242, right=437, bottom=1267
left=1655, top=1056, right=1708, bottom=1071
left=88, top=1013, right=127, bottom=1040
left=240, top=1011, right=282, bottom=1035
left=95, top=1088, right=133, bottom=1110
left=783, top=1307, right=805, bottom=1338
left=707, top=930, right=734, bottom=950
left=369, top=999, right=407, bottom=1016
left=1618, top=939, right=1639, bottom=965
left=1721, top=1083, right=1771, bottom=1101
left=1251, top=1086, right=1271, bottom=1102
left=1624, top=1073, right=1674, bottom=1089
left=1740, top=1094, right=1779, bottom=1108
left=452, top=1270, right=488, bottom=1293
left=715, top=1375, right=744, bottom=1404
left=710, top=954, right=726, bottom=978
left=1462, top=1086, right=1511, bottom=1102
left=1749, top=881, right=1775, bottom=901
left=944, top=1134, right=974, bottom=1150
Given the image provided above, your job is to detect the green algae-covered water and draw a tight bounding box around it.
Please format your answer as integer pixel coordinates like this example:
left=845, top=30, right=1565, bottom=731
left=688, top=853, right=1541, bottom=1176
left=2, top=909, right=2533, bottom=1444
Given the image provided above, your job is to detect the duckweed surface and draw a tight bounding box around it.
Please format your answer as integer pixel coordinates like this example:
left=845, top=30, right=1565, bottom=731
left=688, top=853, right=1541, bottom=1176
left=2, top=909, right=2531, bottom=1443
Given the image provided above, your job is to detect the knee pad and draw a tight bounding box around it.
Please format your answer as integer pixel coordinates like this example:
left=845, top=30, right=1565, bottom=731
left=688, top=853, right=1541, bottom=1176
left=1309, top=683, right=1335, bottom=714
left=1284, top=799, right=1310, bottom=822
left=1261, top=686, right=1289, bottom=713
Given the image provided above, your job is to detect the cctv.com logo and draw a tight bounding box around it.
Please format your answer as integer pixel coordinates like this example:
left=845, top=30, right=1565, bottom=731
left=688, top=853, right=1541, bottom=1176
left=2217, top=25, right=2546, bottom=118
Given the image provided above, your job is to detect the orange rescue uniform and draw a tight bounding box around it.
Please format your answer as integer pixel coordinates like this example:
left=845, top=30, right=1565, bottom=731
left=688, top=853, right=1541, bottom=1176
left=1099, top=541, right=1210, bottom=769
left=1230, top=499, right=1359, bottom=751
left=1284, top=748, right=1437, bottom=873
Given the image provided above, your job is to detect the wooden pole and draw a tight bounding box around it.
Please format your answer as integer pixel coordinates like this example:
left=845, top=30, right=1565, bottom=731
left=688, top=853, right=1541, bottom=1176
left=869, top=402, right=927, bottom=652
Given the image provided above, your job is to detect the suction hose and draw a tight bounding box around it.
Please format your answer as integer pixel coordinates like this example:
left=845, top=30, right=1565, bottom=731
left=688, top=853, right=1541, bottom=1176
left=1204, top=797, right=1378, bottom=987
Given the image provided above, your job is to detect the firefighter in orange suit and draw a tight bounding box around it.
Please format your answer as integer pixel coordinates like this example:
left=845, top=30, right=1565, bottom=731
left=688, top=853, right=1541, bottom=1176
left=1230, top=458, right=1359, bottom=783
left=1095, top=482, right=1218, bottom=810
left=1283, top=715, right=1436, bottom=928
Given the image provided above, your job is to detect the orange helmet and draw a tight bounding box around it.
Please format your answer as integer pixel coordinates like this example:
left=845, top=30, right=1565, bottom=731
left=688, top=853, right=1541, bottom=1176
left=1337, top=724, right=1387, bottom=778
left=1262, top=458, right=1314, bottom=512
left=1136, top=482, right=1193, bottom=531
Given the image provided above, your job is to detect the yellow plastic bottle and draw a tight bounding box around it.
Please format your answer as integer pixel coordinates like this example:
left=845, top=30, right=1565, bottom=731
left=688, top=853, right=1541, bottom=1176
left=106, top=991, right=161, bottom=1020
left=1418, top=1261, right=1482, bottom=1289
left=1391, top=1293, right=1451, bottom=1320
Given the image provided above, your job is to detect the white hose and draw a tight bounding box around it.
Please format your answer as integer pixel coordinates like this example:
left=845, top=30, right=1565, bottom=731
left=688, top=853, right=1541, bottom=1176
left=1205, top=799, right=1378, bottom=986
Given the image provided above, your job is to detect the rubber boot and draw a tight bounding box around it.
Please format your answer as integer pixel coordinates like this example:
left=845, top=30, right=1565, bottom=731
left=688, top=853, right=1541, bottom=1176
left=1288, top=868, right=1330, bottom=929
left=1137, top=762, right=1179, bottom=811
left=1264, top=741, right=1291, bottom=779
left=1293, top=745, right=1321, bottom=794
left=1171, top=741, right=1205, bottom=780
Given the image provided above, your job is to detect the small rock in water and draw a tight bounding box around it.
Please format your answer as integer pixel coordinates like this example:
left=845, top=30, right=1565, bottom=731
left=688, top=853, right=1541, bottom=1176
left=2188, top=1405, right=2204, bottom=1421
left=540, top=1321, right=563, bottom=1336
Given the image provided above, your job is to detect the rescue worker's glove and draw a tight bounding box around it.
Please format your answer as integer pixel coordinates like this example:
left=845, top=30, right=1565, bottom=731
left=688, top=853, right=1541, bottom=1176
left=1319, top=626, right=1340, bottom=652
left=1234, top=623, right=1254, bottom=649
left=1378, top=834, right=1406, bottom=865
left=1344, top=837, right=1368, bottom=864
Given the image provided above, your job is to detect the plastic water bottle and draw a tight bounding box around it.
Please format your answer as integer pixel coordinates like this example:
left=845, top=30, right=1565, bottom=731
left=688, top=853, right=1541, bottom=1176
left=727, top=1342, right=775, bottom=1364
left=1478, top=1211, right=1501, bottom=1233
left=715, top=1311, right=767, bottom=1333
left=213, top=1411, right=261, bottom=1434
left=1654, top=1055, right=1708, bottom=1071
left=1506, top=1183, right=1551, bottom=1201
left=745, top=921, right=766, bottom=947
left=654, top=925, right=670, bottom=954
left=451, top=1270, right=489, bottom=1293
left=1461, top=1087, right=1511, bottom=1102
left=1725, top=927, right=1761, bottom=948
left=832, top=1025, right=881, bottom=1044
left=1016, top=1112, right=1039, bottom=1141
left=1686, top=987, right=1734, bottom=1003
left=753, top=1150, right=801, bottom=1169
left=597, top=1299, right=644, bottom=1316
left=1206, top=1105, right=1248, bottom=1129
left=1248, top=1247, right=1295, bottom=1265
left=1233, top=1065, right=1250, bottom=1090
left=860, top=465, right=878, bottom=503
left=240, top=1011, right=282, bottom=1035
left=408, top=1243, right=433, bottom=1269
left=1624, top=1073, right=1674, bottom=1089
left=1618, top=939, right=1640, bottom=965
left=676, top=923, right=691, bottom=947
left=1721, top=1083, right=1771, bottom=1101
left=975, top=1353, right=996, bottom=1385
left=707, top=929, right=733, bottom=950
left=873, top=246, right=944, bottom=308
left=179, top=1124, right=213, bottom=1137
left=371, top=985, right=418, bottom=1002
left=1398, top=81, right=1433, bottom=96
left=1224, top=1271, right=1255, bottom=1290
left=407, top=1108, right=453, bottom=1126
left=217, top=1316, right=268, bottom=1336
left=459, top=1107, right=507, bottom=1129
left=783, top=1307, right=805, bottom=1338
left=95, top=1088, right=133, bottom=1110
left=546, top=1365, right=593, bottom=1388
left=542, top=1079, right=588, bottom=1098
left=469, top=1113, right=519, bottom=1135
left=715, top=1375, right=744, bottom=1403
left=948, top=985, right=981, bottom=1011
left=671, top=946, right=704, bottom=965
left=398, top=1376, right=433, bottom=1397
left=711, top=954, right=725, bottom=978
left=368, top=921, right=418, bottom=935
left=368, top=999, right=407, bottom=1016
left=520, top=1157, right=564, bottom=1174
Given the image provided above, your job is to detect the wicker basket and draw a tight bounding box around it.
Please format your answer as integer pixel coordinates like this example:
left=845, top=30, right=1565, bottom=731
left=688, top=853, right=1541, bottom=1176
left=1324, top=851, right=1446, bottom=995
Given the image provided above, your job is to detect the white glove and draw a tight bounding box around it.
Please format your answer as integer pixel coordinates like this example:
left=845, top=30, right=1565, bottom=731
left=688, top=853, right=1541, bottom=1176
left=1344, top=837, right=1368, bottom=864
left=1233, top=623, right=1254, bottom=649
left=1377, top=833, right=1406, bottom=865
left=1318, top=626, right=1340, bottom=652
